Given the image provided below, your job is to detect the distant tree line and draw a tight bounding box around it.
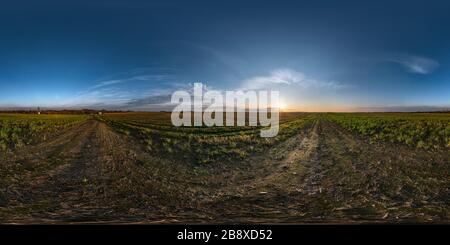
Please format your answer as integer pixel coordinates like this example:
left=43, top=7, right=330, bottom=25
left=0, top=109, right=129, bottom=114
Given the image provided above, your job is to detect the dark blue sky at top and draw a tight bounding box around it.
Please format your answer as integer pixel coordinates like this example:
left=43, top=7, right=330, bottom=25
left=0, top=0, right=449, bottom=110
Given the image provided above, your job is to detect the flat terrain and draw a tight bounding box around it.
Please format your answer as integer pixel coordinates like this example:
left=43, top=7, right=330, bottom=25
left=0, top=113, right=448, bottom=223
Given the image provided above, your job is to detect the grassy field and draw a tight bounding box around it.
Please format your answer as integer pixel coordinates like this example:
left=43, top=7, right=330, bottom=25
left=0, top=112, right=448, bottom=223
left=325, top=113, right=450, bottom=149
left=0, top=114, right=88, bottom=151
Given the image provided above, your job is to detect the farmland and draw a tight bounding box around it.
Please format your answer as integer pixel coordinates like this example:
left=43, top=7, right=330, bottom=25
left=0, top=112, right=449, bottom=223
left=326, top=113, right=450, bottom=150
left=0, top=114, right=88, bottom=152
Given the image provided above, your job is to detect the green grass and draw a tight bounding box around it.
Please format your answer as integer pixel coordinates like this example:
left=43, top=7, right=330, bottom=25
left=0, top=114, right=88, bottom=152
left=100, top=112, right=314, bottom=164
left=324, top=112, right=450, bottom=150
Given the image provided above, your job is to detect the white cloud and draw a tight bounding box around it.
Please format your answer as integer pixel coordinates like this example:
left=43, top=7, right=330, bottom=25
left=91, top=79, right=123, bottom=89
left=385, top=53, right=439, bottom=74
left=59, top=69, right=179, bottom=108
left=91, top=74, right=170, bottom=89
left=240, top=68, right=344, bottom=90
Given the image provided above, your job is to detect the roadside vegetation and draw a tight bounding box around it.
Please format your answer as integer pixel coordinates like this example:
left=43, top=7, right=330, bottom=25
left=99, top=112, right=314, bottom=164
left=325, top=113, right=450, bottom=150
left=0, top=114, right=88, bottom=152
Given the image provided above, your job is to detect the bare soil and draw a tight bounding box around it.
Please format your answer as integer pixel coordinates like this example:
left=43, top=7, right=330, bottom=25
left=0, top=118, right=448, bottom=223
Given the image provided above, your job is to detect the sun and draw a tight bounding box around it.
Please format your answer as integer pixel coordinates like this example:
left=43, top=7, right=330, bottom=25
left=278, top=101, right=288, bottom=111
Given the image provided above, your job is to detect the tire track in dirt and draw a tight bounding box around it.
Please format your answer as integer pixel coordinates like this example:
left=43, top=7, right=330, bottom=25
left=91, top=121, right=188, bottom=222
left=238, top=120, right=320, bottom=192
left=200, top=120, right=322, bottom=222
left=320, top=120, right=449, bottom=221
left=1, top=120, right=107, bottom=222
left=1, top=116, right=448, bottom=223
left=201, top=118, right=449, bottom=223
left=0, top=121, right=96, bottom=207
left=1, top=119, right=193, bottom=223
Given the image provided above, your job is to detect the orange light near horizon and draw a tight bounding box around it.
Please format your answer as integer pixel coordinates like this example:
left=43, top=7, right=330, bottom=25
left=279, top=102, right=288, bottom=110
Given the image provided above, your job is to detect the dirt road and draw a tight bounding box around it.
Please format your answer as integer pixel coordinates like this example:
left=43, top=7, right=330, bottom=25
left=0, top=118, right=448, bottom=223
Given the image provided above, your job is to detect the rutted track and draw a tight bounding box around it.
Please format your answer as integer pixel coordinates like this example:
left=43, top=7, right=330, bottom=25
left=201, top=119, right=449, bottom=223
left=0, top=117, right=448, bottom=223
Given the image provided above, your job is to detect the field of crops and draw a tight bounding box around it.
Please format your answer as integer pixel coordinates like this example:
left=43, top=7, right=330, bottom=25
left=0, top=114, right=88, bottom=152
left=0, top=112, right=448, bottom=223
left=101, top=112, right=450, bottom=158
left=325, top=113, right=450, bottom=150
left=99, top=112, right=314, bottom=164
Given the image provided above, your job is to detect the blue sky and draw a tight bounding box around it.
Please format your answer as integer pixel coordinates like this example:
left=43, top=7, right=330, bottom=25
left=0, top=0, right=449, bottom=111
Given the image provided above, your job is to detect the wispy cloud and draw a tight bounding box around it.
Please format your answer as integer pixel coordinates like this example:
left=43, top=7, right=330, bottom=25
left=62, top=68, right=185, bottom=109
left=121, top=83, right=221, bottom=110
left=91, top=74, right=170, bottom=89
left=91, top=79, right=124, bottom=89
left=240, top=68, right=344, bottom=90
left=383, top=53, right=439, bottom=74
